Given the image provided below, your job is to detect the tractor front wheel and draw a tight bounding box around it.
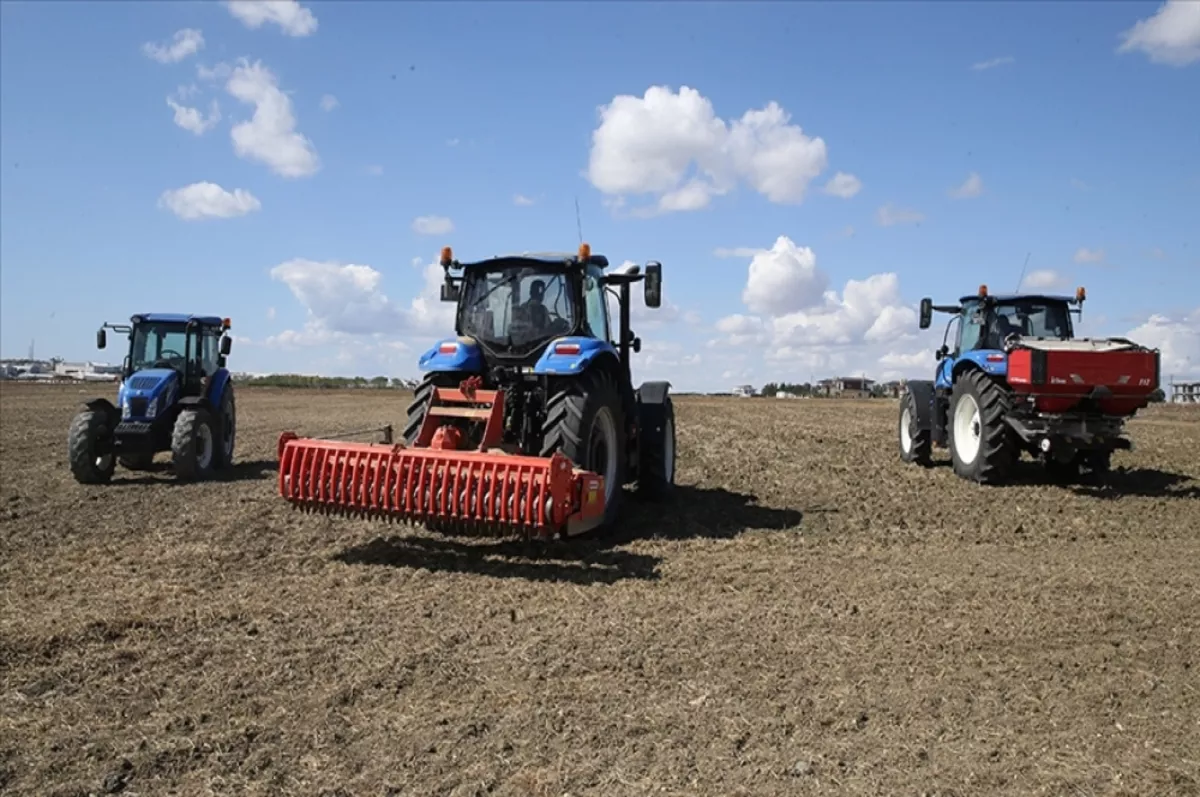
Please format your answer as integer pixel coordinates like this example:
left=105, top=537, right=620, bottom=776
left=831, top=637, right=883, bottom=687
left=948, top=370, right=1015, bottom=484
left=171, top=408, right=217, bottom=481
left=636, top=396, right=676, bottom=498
left=68, top=409, right=116, bottom=484
left=214, top=385, right=237, bottom=469
left=541, top=369, right=627, bottom=533
left=898, top=390, right=932, bottom=466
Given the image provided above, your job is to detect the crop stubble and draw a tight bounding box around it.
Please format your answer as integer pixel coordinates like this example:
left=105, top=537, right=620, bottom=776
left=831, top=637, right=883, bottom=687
left=1, top=383, right=1198, bottom=796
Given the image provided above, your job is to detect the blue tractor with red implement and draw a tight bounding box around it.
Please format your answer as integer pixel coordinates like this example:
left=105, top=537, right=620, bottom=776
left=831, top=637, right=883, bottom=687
left=277, top=243, right=676, bottom=537
left=898, top=285, right=1161, bottom=483
left=68, top=313, right=237, bottom=483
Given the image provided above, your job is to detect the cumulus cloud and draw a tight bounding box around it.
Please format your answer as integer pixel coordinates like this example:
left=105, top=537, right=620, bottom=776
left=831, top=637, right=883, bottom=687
left=411, top=215, right=454, bottom=235
left=948, top=172, right=984, bottom=199
left=1126, top=308, right=1200, bottom=377
left=167, top=94, right=221, bottom=135
left=142, top=29, right=205, bottom=64
left=875, top=204, right=925, bottom=227
left=225, top=0, right=318, bottom=37
left=741, top=236, right=829, bottom=316
left=225, top=59, right=320, bottom=178
left=1019, top=269, right=1069, bottom=291
left=158, top=182, right=261, bottom=220
left=1117, top=0, right=1200, bottom=66
left=319, top=94, right=339, bottom=112
left=970, top=56, right=1014, bottom=71
left=585, top=85, right=831, bottom=214
left=822, top=172, right=862, bottom=199
left=1073, top=246, right=1106, bottom=264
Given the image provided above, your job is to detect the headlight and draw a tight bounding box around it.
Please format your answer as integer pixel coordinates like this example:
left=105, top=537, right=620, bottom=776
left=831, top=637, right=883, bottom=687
left=122, top=400, right=131, bottom=419
left=145, top=396, right=158, bottom=419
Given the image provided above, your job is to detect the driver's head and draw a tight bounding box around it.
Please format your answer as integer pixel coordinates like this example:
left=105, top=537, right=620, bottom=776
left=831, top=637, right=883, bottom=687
left=529, top=280, right=545, bottom=303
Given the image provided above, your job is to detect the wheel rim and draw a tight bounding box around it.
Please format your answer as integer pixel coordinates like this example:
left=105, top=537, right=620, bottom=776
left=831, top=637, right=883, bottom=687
left=197, top=423, right=213, bottom=470
left=588, top=407, right=619, bottom=505
left=663, top=416, right=676, bottom=481
left=96, top=453, right=113, bottom=471
left=899, top=405, right=913, bottom=454
left=953, top=393, right=982, bottom=464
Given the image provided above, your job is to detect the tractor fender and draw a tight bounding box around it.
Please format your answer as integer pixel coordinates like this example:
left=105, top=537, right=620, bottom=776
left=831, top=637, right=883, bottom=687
left=207, top=368, right=232, bottom=405
left=84, top=398, right=120, bottom=427
left=419, top=337, right=485, bottom=373
left=636, top=381, right=672, bottom=406
left=904, top=380, right=935, bottom=431
left=532, top=337, right=619, bottom=376
left=176, top=395, right=213, bottom=411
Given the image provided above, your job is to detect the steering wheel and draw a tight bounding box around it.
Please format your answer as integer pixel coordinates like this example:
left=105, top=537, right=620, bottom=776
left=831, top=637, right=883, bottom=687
left=153, top=348, right=184, bottom=369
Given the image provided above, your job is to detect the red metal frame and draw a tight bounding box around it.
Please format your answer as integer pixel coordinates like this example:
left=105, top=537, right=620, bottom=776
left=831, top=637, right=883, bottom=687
left=1008, top=347, right=1159, bottom=415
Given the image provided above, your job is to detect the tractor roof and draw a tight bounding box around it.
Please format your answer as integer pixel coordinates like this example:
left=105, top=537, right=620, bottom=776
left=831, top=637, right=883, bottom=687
left=460, top=251, right=611, bottom=269
left=134, top=313, right=225, bottom=326
left=958, top=293, right=1075, bottom=305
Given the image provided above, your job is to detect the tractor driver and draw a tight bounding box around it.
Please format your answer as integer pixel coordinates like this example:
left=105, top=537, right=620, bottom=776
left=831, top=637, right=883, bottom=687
left=985, top=311, right=1020, bottom=349
left=518, top=279, right=550, bottom=331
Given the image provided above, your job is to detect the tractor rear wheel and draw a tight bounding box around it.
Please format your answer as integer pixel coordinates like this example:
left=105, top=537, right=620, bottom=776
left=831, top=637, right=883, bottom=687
left=68, top=409, right=116, bottom=484
left=636, top=395, right=676, bottom=498
left=171, top=408, right=216, bottom=481
left=214, top=385, right=236, bottom=469
left=404, top=372, right=462, bottom=445
left=898, top=390, right=932, bottom=466
left=948, top=370, right=1016, bottom=484
left=540, top=369, right=626, bottom=533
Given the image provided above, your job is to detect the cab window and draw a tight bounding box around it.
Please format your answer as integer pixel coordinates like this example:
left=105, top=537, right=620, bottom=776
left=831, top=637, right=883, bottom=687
left=583, top=265, right=610, bottom=341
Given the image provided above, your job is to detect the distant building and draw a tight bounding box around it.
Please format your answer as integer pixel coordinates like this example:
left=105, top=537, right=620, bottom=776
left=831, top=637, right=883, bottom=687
left=1171, top=381, right=1200, bottom=404
left=816, top=376, right=875, bottom=399
left=732, top=384, right=755, bottom=398
left=879, top=380, right=904, bottom=398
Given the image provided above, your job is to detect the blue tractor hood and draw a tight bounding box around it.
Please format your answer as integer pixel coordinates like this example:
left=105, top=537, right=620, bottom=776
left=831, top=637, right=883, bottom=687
left=117, top=368, right=179, bottom=421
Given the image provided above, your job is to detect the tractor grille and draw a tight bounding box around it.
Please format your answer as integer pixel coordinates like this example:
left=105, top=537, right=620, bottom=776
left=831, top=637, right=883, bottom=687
left=128, top=376, right=160, bottom=390
left=128, top=398, right=149, bottom=417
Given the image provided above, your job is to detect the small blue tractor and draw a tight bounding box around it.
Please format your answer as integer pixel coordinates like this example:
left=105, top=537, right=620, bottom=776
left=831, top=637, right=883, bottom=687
left=68, top=313, right=237, bottom=483
left=899, top=285, right=1159, bottom=484
left=277, top=243, right=675, bottom=538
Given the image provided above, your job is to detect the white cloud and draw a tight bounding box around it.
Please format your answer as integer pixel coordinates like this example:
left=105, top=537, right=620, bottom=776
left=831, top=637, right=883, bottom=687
left=970, top=56, right=1014, bottom=71
left=224, top=0, right=318, bottom=37
left=713, top=246, right=766, bottom=259
left=1126, top=308, right=1200, bottom=377
left=412, top=215, right=454, bottom=236
left=267, top=306, right=277, bottom=321
left=948, top=172, right=984, bottom=199
left=319, top=94, right=339, bottom=112
left=142, top=29, right=205, bottom=64
left=876, top=204, right=925, bottom=227
left=225, top=59, right=320, bottom=178
left=586, top=85, right=829, bottom=214
left=513, top=194, right=535, bottom=206
left=1073, top=246, right=1106, bottom=264
left=1019, top=269, right=1069, bottom=291
left=166, top=95, right=221, bottom=135
left=158, top=182, right=262, bottom=220
left=604, top=260, right=694, bottom=331
left=197, top=62, right=233, bottom=82
left=822, top=171, right=862, bottom=199
left=1117, top=0, right=1200, bottom=66
left=742, top=236, right=829, bottom=316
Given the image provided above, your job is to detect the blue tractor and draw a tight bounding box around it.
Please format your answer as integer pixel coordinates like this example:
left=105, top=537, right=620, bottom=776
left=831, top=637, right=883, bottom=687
left=276, top=242, right=675, bottom=538
left=68, top=313, right=237, bottom=483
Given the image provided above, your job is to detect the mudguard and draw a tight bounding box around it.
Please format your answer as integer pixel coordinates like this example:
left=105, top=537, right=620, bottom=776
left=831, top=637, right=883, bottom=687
left=85, top=398, right=120, bottom=426
left=636, top=380, right=672, bottom=405
left=533, top=336, right=619, bottom=376
left=904, top=380, right=935, bottom=431
left=207, top=368, right=232, bottom=406
left=177, top=395, right=212, bottom=410
left=955, top=349, right=1008, bottom=379
left=418, top=337, right=485, bottom=373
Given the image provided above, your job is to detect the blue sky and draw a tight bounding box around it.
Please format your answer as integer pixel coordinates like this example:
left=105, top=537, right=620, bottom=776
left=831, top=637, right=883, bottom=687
left=2, top=0, right=1198, bottom=390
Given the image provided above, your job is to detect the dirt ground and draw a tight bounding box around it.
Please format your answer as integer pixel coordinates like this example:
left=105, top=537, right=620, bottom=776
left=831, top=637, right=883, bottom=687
left=1, top=383, right=1198, bottom=797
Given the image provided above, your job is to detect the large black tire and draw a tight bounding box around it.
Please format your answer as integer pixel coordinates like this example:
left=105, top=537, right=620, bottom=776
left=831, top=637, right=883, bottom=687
left=898, top=390, right=932, bottom=466
left=948, top=370, right=1016, bottom=484
left=118, top=453, right=155, bottom=470
left=404, top=372, right=462, bottom=445
left=171, top=408, right=217, bottom=481
left=68, top=409, right=116, bottom=484
left=636, top=395, right=676, bottom=498
left=214, top=385, right=236, bottom=470
left=540, top=369, right=627, bottom=533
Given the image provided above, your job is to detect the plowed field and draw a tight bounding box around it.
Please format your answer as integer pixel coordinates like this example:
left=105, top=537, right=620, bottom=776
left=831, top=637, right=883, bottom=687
left=2, top=383, right=1198, bottom=797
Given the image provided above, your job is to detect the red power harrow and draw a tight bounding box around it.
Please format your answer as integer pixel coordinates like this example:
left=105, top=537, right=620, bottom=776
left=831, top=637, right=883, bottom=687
left=276, top=377, right=606, bottom=538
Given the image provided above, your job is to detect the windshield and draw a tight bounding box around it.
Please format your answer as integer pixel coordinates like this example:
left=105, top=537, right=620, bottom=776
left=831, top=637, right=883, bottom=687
left=460, top=265, right=576, bottom=349
left=130, top=323, right=191, bottom=371
left=966, top=299, right=1073, bottom=350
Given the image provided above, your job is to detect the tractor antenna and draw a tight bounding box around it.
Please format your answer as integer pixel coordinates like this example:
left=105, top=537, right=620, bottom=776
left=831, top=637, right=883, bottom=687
left=1015, top=251, right=1031, bottom=292
left=574, top=196, right=584, bottom=246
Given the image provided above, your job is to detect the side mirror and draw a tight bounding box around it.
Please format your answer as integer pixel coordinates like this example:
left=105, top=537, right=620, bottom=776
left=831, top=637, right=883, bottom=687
left=632, top=336, right=642, bottom=354
left=919, top=298, right=933, bottom=330
left=644, top=261, right=662, bottom=308
left=935, top=344, right=949, bottom=361
left=96, top=328, right=107, bottom=349
left=440, top=281, right=461, bottom=303
left=220, top=336, right=232, bottom=356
